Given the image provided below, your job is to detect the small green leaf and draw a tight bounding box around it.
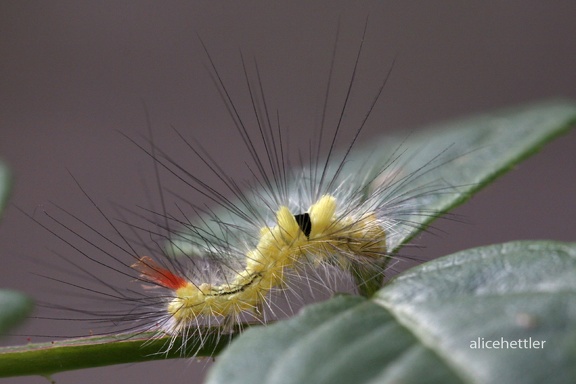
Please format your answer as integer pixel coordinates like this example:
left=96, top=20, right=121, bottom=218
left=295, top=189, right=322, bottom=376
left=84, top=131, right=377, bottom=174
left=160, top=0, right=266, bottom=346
left=0, top=165, right=30, bottom=335
left=207, top=241, right=576, bottom=384
left=0, top=290, right=33, bottom=336
left=0, top=161, right=11, bottom=220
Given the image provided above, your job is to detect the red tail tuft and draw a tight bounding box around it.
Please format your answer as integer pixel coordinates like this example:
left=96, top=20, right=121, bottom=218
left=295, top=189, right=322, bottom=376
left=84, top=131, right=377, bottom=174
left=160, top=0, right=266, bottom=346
left=132, top=256, right=187, bottom=290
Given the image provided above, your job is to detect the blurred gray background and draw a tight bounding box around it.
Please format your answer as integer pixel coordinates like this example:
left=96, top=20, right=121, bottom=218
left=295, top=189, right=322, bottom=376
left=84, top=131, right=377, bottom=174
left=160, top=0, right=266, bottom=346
left=1, top=1, right=575, bottom=383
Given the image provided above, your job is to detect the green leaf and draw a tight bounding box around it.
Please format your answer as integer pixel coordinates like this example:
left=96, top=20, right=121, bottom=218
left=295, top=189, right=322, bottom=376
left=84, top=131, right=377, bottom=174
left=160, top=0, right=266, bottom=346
left=0, top=165, right=30, bottom=336
left=207, top=241, right=576, bottom=384
left=0, top=290, right=33, bottom=336
left=0, top=161, right=11, bottom=220
left=348, top=100, right=576, bottom=293
left=0, top=329, right=234, bottom=378
left=360, top=99, right=576, bottom=252
left=0, top=100, right=574, bottom=378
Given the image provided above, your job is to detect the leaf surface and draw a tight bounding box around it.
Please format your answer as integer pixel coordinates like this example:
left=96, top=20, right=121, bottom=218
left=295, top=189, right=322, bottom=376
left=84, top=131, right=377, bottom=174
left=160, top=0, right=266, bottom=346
left=208, top=241, right=576, bottom=384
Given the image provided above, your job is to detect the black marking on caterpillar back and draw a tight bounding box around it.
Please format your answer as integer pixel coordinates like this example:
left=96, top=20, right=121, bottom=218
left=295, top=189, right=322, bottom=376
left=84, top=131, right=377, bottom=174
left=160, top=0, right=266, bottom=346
left=294, top=213, right=312, bottom=238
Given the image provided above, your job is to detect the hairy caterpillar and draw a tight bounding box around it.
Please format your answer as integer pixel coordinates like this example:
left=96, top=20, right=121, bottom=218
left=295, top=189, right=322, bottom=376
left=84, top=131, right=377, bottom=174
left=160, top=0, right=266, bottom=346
left=25, top=22, right=460, bottom=366
left=1, top=5, right=574, bottom=384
